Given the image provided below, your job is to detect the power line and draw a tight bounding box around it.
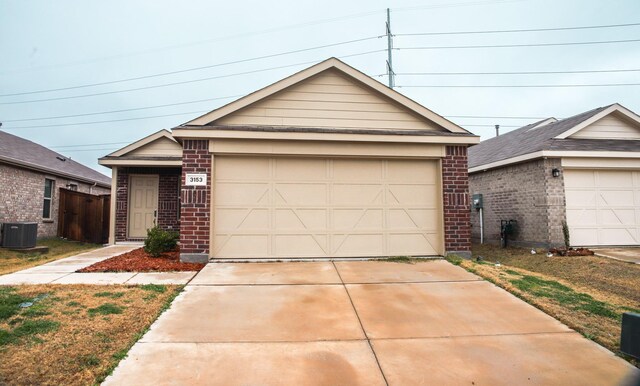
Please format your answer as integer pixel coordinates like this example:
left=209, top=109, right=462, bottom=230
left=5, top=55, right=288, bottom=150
left=397, top=83, right=640, bottom=88
left=2, top=111, right=208, bottom=130
left=393, top=0, right=527, bottom=12
left=49, top=141, right=135, bottom=149
left=395, top=21, right=640, bottom=36
left=0, top=50, right=385, bottom=105
left=2, top=95, right=242, bottom=122
left=395, top=38, right=640, bottom=51
left=395, top=68, right=640, bottom=76
left=0, top=37, right=382, bottom=97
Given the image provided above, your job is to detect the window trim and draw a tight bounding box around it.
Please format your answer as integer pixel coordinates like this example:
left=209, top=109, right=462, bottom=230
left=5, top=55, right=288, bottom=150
left=43, top=178, right=54, bottom=219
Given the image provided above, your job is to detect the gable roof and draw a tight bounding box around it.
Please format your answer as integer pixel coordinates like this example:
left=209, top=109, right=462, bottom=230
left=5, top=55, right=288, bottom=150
left=180, top=57, right=472, bottom=135
left=99, top=130, right=183, bottom=167
left=469, top=103, right=640, bottom=171
left=0, top=130, right=110, bottom=187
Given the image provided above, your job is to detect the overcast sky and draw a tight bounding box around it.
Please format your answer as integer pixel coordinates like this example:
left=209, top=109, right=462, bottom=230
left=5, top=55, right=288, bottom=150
left=1, top=0, right=639, bottom=176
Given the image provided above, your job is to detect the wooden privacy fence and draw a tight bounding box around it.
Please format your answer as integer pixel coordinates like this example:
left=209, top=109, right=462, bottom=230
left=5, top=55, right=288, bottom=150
left=57, top=189, right=110, bottom=244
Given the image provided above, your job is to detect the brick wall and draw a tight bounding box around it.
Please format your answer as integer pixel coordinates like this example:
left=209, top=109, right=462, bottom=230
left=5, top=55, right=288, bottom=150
left=114, top=167, right=181, bottom=242
left=179, top=140, right=211, bottom=258
left=0, top=162, right=109, bottom=238
left=442, top=146, right=471, bottom=256
left=468, top=158, right=566, bottom=248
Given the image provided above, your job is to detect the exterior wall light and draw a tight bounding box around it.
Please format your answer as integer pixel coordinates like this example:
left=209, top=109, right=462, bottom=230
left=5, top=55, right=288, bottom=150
left=552, top=168, right=560, bottom=178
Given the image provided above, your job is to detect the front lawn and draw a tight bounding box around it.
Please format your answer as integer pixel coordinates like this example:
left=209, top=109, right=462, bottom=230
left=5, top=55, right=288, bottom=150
left=0, top=284, right=181, bottom=385
left=458, top=244, right=640, bottom=366
left=0, top=238, right=102, bottom=275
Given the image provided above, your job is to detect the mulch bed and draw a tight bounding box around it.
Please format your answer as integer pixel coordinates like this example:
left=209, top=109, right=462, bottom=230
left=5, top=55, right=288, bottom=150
left=78, top=247, right=206, bottom=273
left=549, top=247, right=595, bottom=257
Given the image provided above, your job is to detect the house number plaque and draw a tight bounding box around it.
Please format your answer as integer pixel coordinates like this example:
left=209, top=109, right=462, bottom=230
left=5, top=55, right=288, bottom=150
left=185, top=174, right=207, bottom=186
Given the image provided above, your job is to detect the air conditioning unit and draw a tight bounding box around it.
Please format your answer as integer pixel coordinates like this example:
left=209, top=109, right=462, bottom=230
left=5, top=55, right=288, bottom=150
left=1, top=222, right=38, bottom=249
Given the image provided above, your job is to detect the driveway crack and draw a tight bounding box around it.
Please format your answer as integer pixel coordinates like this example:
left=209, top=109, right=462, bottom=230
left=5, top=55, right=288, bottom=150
left=332, top=261, right=389, bottom=386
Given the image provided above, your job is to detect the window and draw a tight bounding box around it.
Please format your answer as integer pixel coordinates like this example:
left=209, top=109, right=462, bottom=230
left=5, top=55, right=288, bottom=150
left=43, top=179, right=54, bottom=218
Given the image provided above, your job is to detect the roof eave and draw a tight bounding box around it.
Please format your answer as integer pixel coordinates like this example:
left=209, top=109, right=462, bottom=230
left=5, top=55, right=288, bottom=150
left=0, top=156, right=110, bottom=188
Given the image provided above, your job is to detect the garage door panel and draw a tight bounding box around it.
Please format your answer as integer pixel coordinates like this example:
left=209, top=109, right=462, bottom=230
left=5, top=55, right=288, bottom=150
left=275, top=209, right=327, bottom=230
left=388, top=233, right=438, bottom=255
left=274, top=158, right=326, bottom=179
left=333, top=234, right=385, bottom=256
left=388, top=209, right=439, bottom=229
left=332, top=185, right=383, bottom=205
left=215, top=208, right=270, bottom=231
left=387, top=160, right=436, bottom=182
left=213, top=156, right=443, bottom=258
left=216, top=157, right=270, bottom=180
left=216, top=183, right=269, bottom=205
left=332, top=159, right=383, bottom=180
left=214, top=235, right=269, bottom=256
left=564, top=170, right=595, bottom=187
left=275, top=184, right=327, bottom=205
left=274, top=234, right=328, bottom=256
left=388, top=185, right=438, bottom=206
left=565, top=169, right=640, bottom=246
left=333, top=209, right=383, bottom=230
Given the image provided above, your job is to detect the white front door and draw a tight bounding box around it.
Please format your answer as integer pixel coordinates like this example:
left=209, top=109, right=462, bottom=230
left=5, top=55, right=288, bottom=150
left=128, top=175, right=159, bottom=238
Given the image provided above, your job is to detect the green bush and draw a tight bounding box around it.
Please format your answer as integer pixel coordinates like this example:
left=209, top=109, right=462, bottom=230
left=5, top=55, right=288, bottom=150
left=143, top=226, right=179, bottom=257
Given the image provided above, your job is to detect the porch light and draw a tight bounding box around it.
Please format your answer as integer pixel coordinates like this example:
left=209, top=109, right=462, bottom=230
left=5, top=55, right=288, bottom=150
left=552, top=168, right=560, bottom=178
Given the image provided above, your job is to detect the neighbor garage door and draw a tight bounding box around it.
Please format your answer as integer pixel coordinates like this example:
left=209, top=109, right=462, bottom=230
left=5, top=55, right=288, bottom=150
left=564, top=169, right=640, bottom=246
left=212, top=156, right=443, bottom=258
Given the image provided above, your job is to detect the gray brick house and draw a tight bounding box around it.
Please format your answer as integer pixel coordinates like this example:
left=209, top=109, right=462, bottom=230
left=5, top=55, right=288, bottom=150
left=0, top=131, right=111, bottom=238
left=468, top=103, right=640, bottom=248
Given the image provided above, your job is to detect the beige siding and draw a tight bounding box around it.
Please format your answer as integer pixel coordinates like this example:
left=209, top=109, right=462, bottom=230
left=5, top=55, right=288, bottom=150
left=126, top=137, right=183, bottom=157
left=570, top=113, right=640, bottom=140
left=214, top=70, right=443, bottom=131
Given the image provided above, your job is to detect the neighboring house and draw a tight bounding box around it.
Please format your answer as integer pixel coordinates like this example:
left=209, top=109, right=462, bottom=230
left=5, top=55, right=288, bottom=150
left=0, top=130, right=111, bottom=238
left=468, top=103, right=640, bottom=248
left=99, top=58, right=479, bottom=262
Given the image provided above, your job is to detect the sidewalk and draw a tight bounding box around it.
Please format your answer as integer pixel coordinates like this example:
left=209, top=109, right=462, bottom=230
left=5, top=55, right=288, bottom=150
left=0, top=245, right=197, bottom=285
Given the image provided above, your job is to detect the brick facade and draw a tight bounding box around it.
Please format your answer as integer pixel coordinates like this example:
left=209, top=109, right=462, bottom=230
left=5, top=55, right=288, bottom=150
left=114, top=167, right=181, bottom=242
left=442, top=146, right=471, bottom=257
left=469, top=158, right=566, bottom=248
left=0, top=163, right=109, bottom=238
left=179, top=140, right=211, bottom=261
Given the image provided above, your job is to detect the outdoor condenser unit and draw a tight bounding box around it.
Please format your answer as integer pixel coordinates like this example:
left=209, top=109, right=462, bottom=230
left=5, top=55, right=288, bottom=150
left=1, top=222, right=38, bottom=248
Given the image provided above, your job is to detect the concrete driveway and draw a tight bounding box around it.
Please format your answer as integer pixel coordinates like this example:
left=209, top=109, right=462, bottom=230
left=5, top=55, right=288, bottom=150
left=593, top=247, right=640, bottom=264
left=104, top=260, right=637, bottom=385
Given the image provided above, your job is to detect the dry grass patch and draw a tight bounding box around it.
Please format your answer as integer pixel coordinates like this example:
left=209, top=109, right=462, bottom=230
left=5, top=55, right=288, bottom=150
left=0, top=284, right=181, bottom=385
left=0, top=238, right=101, bottom=275
left=458, top=255, right=639, bottom=367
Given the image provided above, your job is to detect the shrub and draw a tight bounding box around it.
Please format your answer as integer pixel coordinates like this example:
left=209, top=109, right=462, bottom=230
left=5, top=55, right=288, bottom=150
left=144, top=226, right=179, bottom=257
left=562, top=221, right=571, bottom=249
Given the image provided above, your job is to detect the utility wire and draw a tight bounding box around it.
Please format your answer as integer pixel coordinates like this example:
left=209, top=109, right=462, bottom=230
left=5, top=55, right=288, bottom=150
left=0, top=37, right=382, bottom=97
left=0, top=50, right=385, bottom=105
left=397, top=83, right=640, bottom=88
left=50, top=141, right=132, bottom=149
left=2, top=111, right=208, bottom=130
left=395, top=38, right=640, bottom=50
left=395, top=68, right=640, bottom=75
left=395, top=21, right=640, bottom=36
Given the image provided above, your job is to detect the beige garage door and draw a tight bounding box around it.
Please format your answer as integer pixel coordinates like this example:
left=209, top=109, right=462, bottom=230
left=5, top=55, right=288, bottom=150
left=212, top=156, right=443, bottom=258
left=565, top=169, right=640, bottom=246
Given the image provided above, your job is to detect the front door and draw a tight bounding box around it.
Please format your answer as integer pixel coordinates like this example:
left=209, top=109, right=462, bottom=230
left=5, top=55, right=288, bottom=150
left=128, top=175, right=159, bottom=238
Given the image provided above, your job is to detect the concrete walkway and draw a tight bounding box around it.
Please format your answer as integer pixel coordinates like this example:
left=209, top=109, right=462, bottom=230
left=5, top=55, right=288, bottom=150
left=0, top=245, right=197, bottom=285
left=104, top=260, right=638, bottom=385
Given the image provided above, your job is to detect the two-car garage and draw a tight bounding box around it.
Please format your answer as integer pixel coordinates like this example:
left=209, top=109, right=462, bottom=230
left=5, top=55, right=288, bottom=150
left=212, top=156, right=443, bottom=259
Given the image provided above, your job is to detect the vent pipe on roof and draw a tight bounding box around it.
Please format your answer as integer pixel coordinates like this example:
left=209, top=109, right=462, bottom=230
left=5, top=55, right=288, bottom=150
left=495, top=124, right=500, bottom=137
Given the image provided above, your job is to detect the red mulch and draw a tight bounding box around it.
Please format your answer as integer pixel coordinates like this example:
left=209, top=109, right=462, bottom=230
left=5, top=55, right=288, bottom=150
left=78, top=247, right=206, bottom=272
left=549, top=247, right=595, bottom=257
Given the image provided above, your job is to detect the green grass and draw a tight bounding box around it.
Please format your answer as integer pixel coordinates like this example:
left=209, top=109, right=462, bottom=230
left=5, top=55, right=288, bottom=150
left=0, top=288, right=29, bottom=321
left=445, top=255, right=463, bottom=266
left=0, top=238, right=101, bottom=275
left=140, top=284, right=167, bottom=294
left=508, top=273, right=619, bottom=319
left=94, top=292, right=125, bottom=299
left=88, top=303, right=124, bottom=316
left=0, top=319, right=60, bottom=346
left=383, top=256, right=415, bottom=264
